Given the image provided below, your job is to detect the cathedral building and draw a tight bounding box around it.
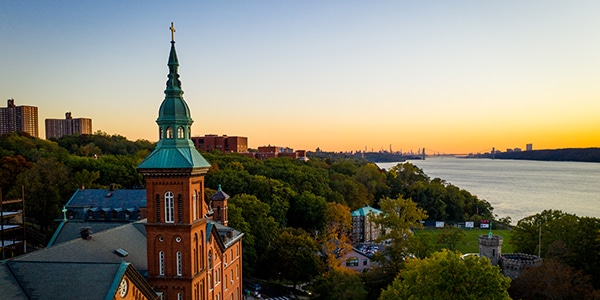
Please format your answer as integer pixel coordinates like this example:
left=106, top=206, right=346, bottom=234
left=0, top=25, right=243, bottom=300
left=137, top=24, right=243, bottom=300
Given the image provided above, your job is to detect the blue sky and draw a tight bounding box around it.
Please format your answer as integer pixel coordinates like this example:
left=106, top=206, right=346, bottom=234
left=2, top=1, right=600, bottom=153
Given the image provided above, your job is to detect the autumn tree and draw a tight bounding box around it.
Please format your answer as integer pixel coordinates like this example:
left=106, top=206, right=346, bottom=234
left=380, top=250, right=511, bottom=300
left=319, top=202, right=353, bottom=269
left=372, top=196, right=427, bottom=274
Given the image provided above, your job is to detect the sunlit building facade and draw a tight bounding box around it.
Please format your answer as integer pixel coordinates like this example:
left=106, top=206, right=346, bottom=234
left=45, top=112, right=92, bottom=139
left=0, top=99, right=39, bottom=137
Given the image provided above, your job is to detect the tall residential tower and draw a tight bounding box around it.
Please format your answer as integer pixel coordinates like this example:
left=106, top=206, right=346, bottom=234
left=45, top=112, right=92, bottom=139
left=0, top=99, right=39, bottom=137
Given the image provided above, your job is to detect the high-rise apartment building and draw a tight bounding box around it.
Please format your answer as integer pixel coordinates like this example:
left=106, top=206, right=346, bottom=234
left=0, top=99, right=39, bottom=137
left=45, top=112, right=93, bottom=139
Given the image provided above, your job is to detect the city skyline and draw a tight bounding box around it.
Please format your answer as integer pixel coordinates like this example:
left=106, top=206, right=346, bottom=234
left=2, top=1, right=600, bottom=154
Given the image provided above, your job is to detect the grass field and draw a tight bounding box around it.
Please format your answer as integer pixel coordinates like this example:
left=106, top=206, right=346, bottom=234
left=414, top=228, right=513, bottom=254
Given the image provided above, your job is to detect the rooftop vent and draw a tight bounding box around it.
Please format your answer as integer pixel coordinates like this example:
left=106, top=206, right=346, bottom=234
left=115, top=248, right=129, bottom=257
left=80, top=227, right=92, bottom=240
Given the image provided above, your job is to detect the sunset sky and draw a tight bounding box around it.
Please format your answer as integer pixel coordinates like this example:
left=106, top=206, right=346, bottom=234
left=2, top=1, right=600, bottom=154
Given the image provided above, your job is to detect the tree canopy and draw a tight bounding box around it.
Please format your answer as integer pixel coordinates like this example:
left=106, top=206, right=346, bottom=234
left=511, top=209, right=600, bottom=287
left=380, top=250, right=511, bottom=300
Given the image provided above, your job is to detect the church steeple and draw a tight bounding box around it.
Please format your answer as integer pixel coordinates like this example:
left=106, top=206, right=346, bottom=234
left=138, top=22, right=210, bottom=170
left=165, top=22, right=183, bottom=99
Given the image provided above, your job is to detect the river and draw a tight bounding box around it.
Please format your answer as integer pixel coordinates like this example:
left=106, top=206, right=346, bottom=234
left=377, top=157, right=600, bottom=223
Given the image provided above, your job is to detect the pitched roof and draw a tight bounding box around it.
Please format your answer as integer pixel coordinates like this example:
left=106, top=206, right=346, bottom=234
left=66, top=188, right=146, bottom=209
left=3, top=261, right=123, bottom=300
left=0, top=264, right=28, bottom=300
left=47, top=221, right=145, bottom=247
left=351, top=206, right=382, bottom=217
left=137, top=145, right=210, bottom=169
left=210, top=185, right=230, bottom=201
left=14, top=221, right=148, bottom=274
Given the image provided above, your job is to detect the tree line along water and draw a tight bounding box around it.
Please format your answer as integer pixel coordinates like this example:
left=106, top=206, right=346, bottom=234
left=378, top=156, right=600, bottom=223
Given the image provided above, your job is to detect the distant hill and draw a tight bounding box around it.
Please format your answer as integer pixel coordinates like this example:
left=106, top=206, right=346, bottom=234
left=487, top=148, right=600, bottom=163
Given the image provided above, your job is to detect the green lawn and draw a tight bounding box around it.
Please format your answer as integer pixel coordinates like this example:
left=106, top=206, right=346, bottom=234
left=414, top=228, right=513, bottom=254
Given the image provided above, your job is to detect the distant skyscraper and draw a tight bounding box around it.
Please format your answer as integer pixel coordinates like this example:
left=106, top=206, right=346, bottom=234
left=45, top=112, right=92, bottom=139
left=0, top=99, right=39, bottom=137
left=526, top=144, right=533, bottom=151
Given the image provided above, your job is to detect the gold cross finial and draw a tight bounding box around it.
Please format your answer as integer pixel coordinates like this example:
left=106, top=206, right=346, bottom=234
left=170, top=22, right=176, bottom=42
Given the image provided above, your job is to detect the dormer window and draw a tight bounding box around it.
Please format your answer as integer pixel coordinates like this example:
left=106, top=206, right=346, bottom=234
left=166, top=127, right=173, bottom=139
left=178, top=126, right=185, bottom=139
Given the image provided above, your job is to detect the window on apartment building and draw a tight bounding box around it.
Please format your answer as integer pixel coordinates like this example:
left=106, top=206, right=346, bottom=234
left=165, top=191, right=174, bottom=223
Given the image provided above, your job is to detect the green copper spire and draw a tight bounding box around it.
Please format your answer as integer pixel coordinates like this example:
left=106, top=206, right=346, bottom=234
left=488, top=220, right=493, bottom=238
left=138, top=23, right=210, bottom=170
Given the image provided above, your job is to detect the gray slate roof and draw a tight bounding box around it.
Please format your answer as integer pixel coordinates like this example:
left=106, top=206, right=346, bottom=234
left=66, top=188, right=147, bottom=209
left=15, top=221, right=148, bottom=274
left=48, top=221, right=134, bottom=246
left=3, top=261, right=124, bottom=300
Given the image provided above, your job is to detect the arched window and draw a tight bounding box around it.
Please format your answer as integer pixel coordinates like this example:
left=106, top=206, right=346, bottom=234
left=165, top=191, right=174, bottom=223
left=166, top=126, right=173, bottom=139
left=177, top=292, right=183, bottom=300
left=200, top=231, right=204, bottom=269
left=193, top=190, right=198, bottom=221
left=194, top=234, right=199, bottom=273
left=159, top=251, right=165, bottom=275
left=177, top=251, right=183, bottom=276
left=178, top=126, right=185, bottom=139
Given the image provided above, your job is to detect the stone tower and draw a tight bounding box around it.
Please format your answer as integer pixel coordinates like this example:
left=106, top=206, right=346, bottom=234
left=478, top=234, right=503, bottom=266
